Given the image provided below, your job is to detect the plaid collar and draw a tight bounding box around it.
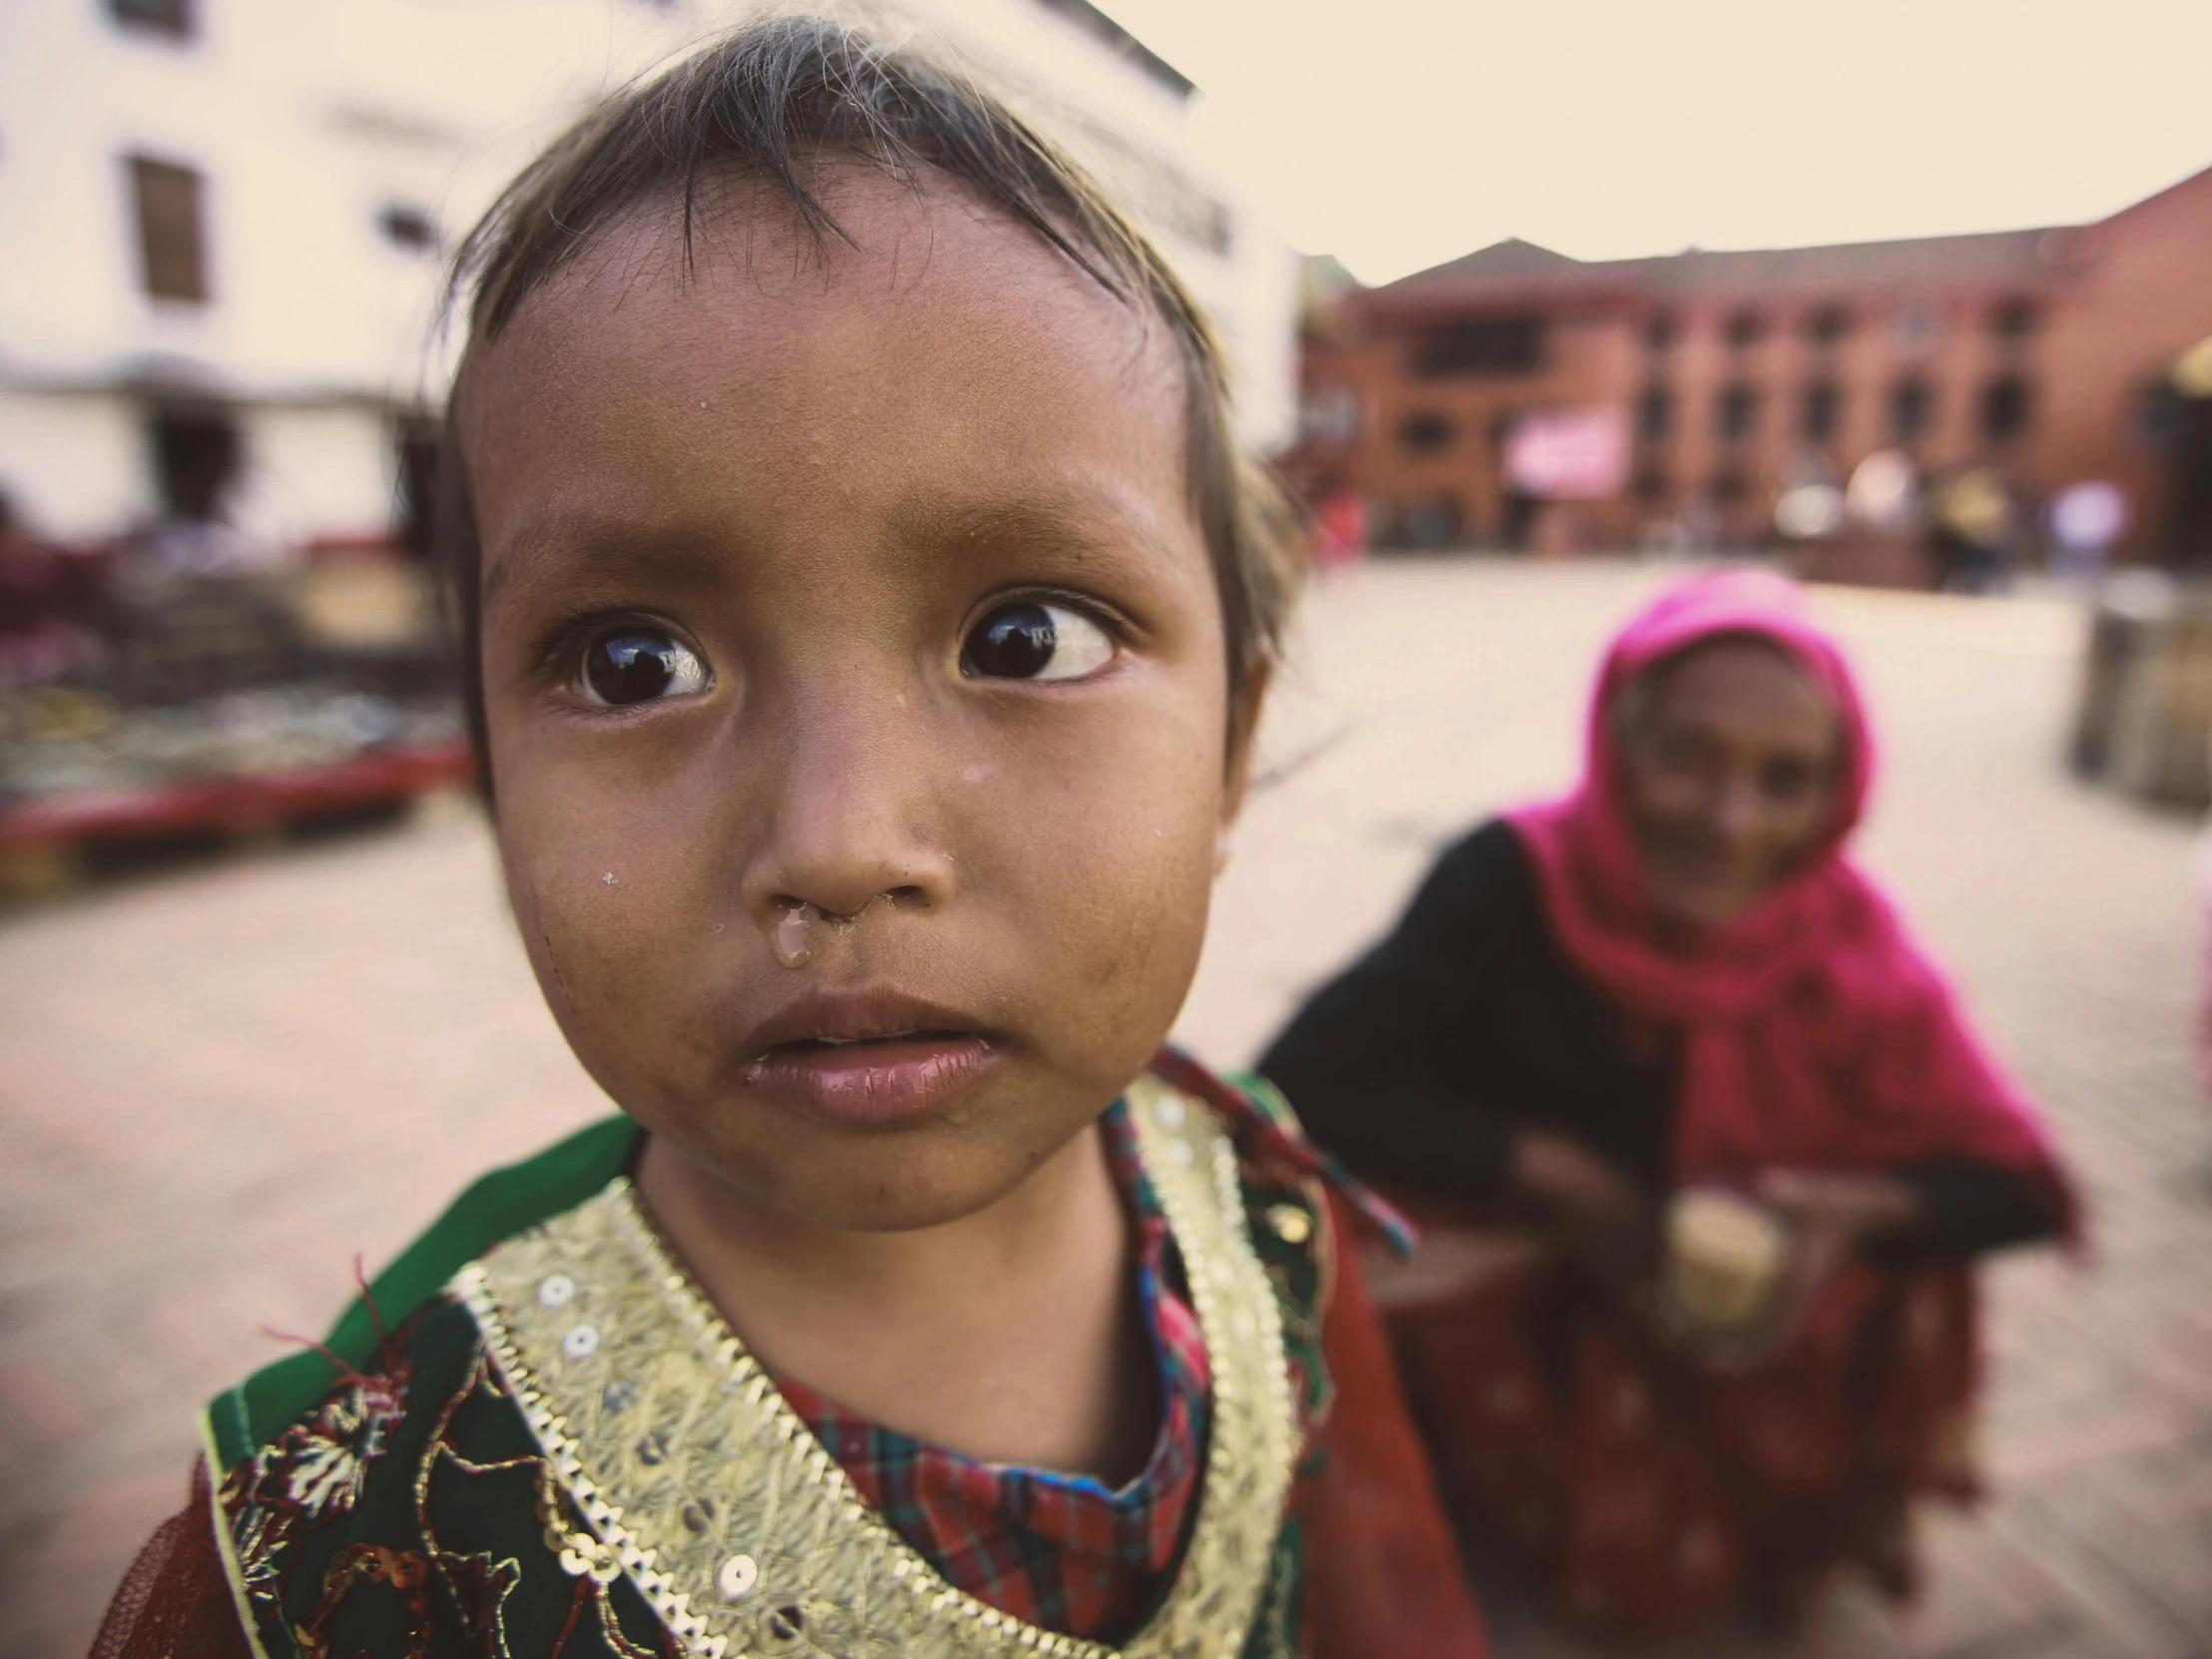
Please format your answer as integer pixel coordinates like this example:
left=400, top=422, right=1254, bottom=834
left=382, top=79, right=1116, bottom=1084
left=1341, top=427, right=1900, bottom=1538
left=776, top=1098, right=1208, bottom=1642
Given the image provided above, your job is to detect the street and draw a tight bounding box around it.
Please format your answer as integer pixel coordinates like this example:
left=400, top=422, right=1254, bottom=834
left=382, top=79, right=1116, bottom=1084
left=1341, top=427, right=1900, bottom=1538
left=1, top=559, right=2205, bottom=1657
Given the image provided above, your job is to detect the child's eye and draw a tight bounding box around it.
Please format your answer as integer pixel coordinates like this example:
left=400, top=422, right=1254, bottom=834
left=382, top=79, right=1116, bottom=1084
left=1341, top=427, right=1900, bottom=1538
left=578, top=627, right=710, bottom=706
left=960, top=601, right=1115, bottom=682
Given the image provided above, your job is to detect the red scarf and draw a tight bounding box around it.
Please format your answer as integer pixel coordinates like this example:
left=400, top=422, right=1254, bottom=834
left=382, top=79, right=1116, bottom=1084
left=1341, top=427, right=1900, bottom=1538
left=1508, top=569, right=2075, bottom=1228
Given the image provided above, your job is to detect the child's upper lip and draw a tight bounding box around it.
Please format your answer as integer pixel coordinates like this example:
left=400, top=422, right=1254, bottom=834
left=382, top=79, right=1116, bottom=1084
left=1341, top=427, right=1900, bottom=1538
left=743, top=985, right=993, bottom=1057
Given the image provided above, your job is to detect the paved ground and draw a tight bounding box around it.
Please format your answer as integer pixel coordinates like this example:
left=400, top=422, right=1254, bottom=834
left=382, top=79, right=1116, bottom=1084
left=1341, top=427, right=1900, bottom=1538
left=1, top=560, right=2206, bottom=1657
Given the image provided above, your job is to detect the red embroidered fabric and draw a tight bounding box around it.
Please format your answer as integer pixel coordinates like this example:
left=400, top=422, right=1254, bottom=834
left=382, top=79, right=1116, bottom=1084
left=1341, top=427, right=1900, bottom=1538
left=1384, top=1193, right=1977, bottom=1638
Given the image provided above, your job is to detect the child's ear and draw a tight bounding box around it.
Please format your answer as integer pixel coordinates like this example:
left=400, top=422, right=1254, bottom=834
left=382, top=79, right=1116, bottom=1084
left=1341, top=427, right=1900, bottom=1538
left=1219, top=661, right=1273, bottom=835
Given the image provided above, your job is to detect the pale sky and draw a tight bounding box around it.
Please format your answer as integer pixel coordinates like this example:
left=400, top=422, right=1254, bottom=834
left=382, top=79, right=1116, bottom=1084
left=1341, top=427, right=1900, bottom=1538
left=1099, top=0, right=2212, bottom=284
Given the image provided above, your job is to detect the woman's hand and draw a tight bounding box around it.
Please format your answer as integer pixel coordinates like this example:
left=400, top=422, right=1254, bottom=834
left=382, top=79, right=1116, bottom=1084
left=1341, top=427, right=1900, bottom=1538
left=1675, top=1170, right=1921, bottom=1368
left=1758, top=1168, right=1919, bottom=1327
left=1510, top=1130, right=1657, bottom=1287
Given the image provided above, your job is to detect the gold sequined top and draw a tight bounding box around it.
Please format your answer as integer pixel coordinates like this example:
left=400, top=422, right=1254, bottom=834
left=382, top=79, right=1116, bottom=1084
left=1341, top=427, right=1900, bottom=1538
left=204, top=1071, right=1324, bottom=1659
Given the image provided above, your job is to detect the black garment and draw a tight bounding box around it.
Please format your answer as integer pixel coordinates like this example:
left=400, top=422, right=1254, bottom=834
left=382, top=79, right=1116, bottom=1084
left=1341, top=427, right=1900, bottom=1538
left=1260, top=820, right=2058, bottom=1260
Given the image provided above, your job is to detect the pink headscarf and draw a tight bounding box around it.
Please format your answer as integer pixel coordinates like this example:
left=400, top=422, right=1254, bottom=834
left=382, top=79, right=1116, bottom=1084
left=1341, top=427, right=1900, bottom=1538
left=1509, top=569, right=2075, bottom=1225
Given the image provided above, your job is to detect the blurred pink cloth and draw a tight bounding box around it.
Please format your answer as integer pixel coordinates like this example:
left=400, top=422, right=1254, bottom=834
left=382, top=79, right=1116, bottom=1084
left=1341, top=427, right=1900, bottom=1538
left=1314, top=488, right=1367, bottom=574
left=1508, top=568, right=2076, bottom=1230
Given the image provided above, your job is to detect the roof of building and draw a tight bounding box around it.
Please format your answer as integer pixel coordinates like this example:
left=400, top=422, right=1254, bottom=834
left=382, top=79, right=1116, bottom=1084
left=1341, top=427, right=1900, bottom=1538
left=1382, top=224, right=2067, bottom=306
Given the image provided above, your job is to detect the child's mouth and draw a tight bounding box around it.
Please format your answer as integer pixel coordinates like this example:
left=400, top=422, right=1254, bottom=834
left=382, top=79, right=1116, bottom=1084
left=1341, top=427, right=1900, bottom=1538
left=791, top=1030, right=936, bottom=1049
left=741, top=997, right=1000, bottom=1125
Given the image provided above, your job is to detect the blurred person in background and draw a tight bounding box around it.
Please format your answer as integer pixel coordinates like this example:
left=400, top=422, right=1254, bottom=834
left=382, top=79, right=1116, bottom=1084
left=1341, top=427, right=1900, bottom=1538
left=1928, top=469, right=2017, bottom=595
left=1312, top=476, right=1370, bottom=577
left=1263, top=569, right=2077, bottom=1636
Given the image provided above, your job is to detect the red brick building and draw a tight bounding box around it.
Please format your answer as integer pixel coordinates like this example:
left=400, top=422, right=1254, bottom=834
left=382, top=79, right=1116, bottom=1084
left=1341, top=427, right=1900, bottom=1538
left=1294, top=164, right=2212, bottom=567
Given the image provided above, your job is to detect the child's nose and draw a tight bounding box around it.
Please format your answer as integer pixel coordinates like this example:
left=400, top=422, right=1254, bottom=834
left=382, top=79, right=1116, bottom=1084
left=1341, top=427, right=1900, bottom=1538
left=738, top=697, right=955, bottom=928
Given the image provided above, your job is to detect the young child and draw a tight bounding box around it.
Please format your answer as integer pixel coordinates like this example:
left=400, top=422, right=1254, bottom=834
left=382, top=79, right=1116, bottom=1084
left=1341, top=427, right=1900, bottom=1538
left=93, top=19, right=1486, bottom=1659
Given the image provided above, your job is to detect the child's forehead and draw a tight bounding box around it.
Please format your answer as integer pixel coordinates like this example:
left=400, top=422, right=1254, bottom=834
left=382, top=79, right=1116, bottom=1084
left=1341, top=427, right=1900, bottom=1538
left=473, top=165, right=1174, bottom=405
left=457, top=167, right=1200, bottom=578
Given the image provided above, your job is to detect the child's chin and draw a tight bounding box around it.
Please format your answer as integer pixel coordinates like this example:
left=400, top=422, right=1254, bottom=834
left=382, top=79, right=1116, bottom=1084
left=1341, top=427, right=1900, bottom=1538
left=786, top=1161, right=1043, bottom=1234
left=697, top=1124, right=1061, bottom=1236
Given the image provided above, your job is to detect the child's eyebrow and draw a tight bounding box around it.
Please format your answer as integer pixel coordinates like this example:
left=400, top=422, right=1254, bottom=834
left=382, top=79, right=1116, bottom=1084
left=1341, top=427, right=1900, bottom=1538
left=481, top=481, right=1189, bottom=613
left=480, top=516, right=725, bottom=616
left=881, top=484, right=1183, bottom=574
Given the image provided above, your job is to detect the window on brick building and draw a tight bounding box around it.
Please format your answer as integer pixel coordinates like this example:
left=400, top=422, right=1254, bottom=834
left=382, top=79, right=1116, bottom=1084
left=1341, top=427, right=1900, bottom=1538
left=1397, top=411, right=1455, bottom=453
left=2137, top=380, right=2188, bottom=447
left=1980, top=375, right=2032, bottom=442
left=1632, top=468, right=1669, bottom=502
left=1710, top=471, right=1748, bottom=505
left=128, top=155, right=210, bottom=303
left=1804, top=305, right=1851, bottom=344
left=1644, top=313, right=1678, bottom=352
left=1412, top=317, right=1543, bottom=377
left=1801, top=380, right=1842, bottom=441
left=1300, top=385, right=1362, bottom=446
left=1894, top=307, right=1942, bottom=350
left=110, top=0, right=194, bottom=38
left=1724, top=309, right=1765, bottom=348
left=1717, top=383, right=1760, bottom=441
left=1890, top=376, right=1935, bottom=442
left=1637, top=385, right=1673, bottom=442
left=1989, top=297, right=2039, bottom=338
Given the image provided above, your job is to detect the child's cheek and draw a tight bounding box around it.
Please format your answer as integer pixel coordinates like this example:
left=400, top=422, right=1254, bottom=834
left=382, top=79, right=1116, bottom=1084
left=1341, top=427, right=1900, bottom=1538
left=497, top=816, right=717, bottom=1109
left=985, top=700, right=1225, bottom=1057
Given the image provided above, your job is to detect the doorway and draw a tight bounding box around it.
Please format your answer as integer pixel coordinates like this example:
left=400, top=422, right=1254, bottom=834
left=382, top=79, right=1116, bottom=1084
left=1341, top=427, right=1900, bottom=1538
left=149, top=405, right=242, bottom=521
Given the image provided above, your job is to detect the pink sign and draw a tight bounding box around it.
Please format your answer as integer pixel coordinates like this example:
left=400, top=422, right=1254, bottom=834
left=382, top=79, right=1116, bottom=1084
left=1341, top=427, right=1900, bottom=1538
left=1504, top=406, right=1630, bottom=500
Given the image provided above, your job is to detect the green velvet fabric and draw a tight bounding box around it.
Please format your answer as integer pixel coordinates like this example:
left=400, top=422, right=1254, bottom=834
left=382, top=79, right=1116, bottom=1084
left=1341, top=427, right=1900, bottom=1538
left=206, top=1116, right=640, bottom=1470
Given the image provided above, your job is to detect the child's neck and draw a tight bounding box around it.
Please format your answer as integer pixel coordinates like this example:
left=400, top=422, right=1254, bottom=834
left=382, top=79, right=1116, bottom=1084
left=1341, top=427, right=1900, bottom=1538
left=634, top=1119, right=1156, bottom=1484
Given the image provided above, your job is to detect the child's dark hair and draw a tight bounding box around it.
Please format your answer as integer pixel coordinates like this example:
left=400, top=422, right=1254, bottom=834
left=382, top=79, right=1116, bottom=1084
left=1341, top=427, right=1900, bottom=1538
left=435, top=12, right=1302, bottom=792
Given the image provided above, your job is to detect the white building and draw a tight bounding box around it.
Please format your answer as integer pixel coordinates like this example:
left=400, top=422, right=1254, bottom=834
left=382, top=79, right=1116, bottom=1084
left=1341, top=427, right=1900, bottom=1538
left=0, top=0, right=1296, bottom=553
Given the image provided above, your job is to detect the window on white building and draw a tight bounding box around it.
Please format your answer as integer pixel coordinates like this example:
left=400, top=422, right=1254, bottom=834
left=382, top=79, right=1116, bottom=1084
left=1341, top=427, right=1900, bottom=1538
left=110, top=0, right=195, bottom=41
left=377, top=205, right=440, bottom=255
left=128, top=154, right=210, bottom=303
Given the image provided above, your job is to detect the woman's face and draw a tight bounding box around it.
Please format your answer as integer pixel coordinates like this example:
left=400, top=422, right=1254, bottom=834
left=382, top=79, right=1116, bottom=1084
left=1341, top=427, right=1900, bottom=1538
left=1616, top=638, right=1842, bottom=929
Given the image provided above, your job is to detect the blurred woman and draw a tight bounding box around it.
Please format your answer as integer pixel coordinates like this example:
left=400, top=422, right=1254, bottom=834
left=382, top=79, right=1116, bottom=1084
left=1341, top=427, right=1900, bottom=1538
left=1262, top=569, right=2075, bottom=1635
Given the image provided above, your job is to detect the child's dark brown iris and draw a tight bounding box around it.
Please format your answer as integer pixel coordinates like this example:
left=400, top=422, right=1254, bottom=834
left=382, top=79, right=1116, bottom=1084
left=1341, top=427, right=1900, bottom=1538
left=962, top=602, right=1056, bottom=679
left=585, top=629, right=685, bottom=705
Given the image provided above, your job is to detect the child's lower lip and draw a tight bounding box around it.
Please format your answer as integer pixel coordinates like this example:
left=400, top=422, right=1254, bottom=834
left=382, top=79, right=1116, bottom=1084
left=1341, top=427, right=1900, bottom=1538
left=741, top=1034, right=998, bottom=1125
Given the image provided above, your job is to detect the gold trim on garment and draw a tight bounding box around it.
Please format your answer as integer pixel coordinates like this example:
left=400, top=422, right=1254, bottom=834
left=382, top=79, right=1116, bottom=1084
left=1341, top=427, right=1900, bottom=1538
left=450, top=1075, right=1299, bottom=1659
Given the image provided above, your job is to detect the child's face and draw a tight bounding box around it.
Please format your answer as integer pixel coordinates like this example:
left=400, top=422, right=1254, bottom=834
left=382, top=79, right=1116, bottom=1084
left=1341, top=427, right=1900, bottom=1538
left=462, top=170, right=1255, bottom=1232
